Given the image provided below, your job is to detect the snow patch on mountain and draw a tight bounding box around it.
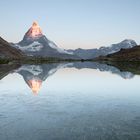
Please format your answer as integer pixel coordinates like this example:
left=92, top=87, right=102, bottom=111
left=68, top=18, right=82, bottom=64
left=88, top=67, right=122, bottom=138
left=48, top=41, right=73, bottom=55
left=14, top=41, right=43, bottom=52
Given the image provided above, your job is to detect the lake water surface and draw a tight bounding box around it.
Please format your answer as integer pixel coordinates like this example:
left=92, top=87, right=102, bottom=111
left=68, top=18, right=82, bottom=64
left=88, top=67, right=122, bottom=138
left=0, top=62, right=140, bottom=140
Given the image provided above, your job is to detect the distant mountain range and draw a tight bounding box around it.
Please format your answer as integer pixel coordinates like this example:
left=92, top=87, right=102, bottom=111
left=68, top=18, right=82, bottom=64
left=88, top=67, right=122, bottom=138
left=0, top=21, right=139, bottom=62
left=11, top=22, right=137, bottom=60
left=67, top=39, right=137, bottom=59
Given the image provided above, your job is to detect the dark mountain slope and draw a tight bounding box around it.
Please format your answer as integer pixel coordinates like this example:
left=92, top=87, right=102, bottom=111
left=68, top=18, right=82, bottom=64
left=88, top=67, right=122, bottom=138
left=0, top=36, right=24, bottom=59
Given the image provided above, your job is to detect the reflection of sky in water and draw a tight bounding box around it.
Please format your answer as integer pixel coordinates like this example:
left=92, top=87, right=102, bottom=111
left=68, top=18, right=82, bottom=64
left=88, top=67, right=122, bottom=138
left=0, top=65, right=140, bottom=139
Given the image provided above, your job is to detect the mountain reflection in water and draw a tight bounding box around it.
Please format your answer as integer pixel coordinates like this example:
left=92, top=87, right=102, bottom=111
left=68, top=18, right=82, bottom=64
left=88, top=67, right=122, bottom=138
left=0, top=62, right=136, bottom=94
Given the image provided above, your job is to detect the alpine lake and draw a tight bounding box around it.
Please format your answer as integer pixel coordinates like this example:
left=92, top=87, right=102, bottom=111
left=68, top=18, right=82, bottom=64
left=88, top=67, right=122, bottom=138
left=0, top=61, right=140, bottom=140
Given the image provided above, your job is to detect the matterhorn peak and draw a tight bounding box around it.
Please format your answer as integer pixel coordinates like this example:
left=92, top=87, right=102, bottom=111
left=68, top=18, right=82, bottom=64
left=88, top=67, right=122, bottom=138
left=25, top=21, right=43, bottom=39
left=16, top=21, right=76, bottom=58
left=32, top=21, right=38, bottom=26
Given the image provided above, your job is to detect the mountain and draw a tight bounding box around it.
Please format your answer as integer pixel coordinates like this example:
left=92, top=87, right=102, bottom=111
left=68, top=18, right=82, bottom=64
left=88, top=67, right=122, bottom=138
left=11, top=22, right=137, bottom=60
left=68, top=39, right=137, bottom=59
left=98, top=45, right=140, bottom=61
left=13, top=22, right=78, bottom=59
left=0, top=37, right=24, bottom=60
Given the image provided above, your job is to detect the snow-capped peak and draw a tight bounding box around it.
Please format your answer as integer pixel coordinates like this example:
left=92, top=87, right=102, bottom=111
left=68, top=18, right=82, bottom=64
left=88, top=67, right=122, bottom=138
left=120, top=39, right=137, bottom=45
left=25, top=21, right=43, bottom=39
left=13, top=22, right=76, bottom=58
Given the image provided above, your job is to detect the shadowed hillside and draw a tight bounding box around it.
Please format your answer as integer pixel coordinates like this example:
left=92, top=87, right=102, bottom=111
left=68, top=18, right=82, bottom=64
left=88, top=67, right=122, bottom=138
left=0, top=37, right=24, bottom=60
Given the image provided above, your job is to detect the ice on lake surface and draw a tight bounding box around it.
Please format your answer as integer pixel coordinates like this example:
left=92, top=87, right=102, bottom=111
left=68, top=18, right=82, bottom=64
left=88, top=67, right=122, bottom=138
left=0, top=62, right=140, bottom=140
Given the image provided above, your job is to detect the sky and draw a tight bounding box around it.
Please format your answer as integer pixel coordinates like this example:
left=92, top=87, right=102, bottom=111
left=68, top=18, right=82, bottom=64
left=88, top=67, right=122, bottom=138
left=0, top=0, right=140, bottom=49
